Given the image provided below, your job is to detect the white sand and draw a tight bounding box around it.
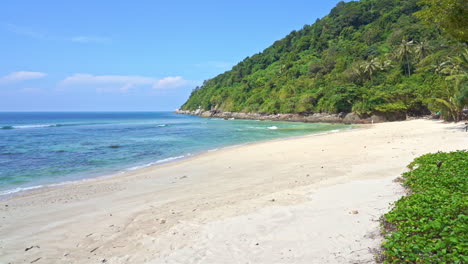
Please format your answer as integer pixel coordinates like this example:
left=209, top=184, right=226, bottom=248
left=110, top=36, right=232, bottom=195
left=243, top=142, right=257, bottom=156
left=0, top=120, right=466, bottom=264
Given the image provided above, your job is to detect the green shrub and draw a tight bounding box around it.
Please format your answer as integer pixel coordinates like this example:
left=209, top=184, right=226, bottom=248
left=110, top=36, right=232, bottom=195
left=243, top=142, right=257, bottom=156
left=381, top=150, right=468, bottom=263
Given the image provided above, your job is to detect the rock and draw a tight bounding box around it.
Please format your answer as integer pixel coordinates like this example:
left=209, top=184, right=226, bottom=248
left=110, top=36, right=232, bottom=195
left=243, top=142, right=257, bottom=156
left=174, top=110, right=404, bottom=124
left=25, top=246, right=39, bottom=251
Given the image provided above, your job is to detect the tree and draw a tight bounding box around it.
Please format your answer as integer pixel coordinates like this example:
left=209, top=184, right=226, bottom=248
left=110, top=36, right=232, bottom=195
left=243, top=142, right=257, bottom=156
left=433, top=80, right=467, bottom=121
left=346, top=63, right=367, bottom=84
left=414, top=41, right=431, bottom=61
left=415, top=0, right=468, bottom=42
left=453, top=48, right=468, bottom=73
left=437, top=49, right=468, bottom=77
left=361, top=58, right=392, bottom=80
left=394, top=39, right=414, bottom=76
left=362, top=58, right=380, bottom=80
left=433, top=49, right=468, bottom=121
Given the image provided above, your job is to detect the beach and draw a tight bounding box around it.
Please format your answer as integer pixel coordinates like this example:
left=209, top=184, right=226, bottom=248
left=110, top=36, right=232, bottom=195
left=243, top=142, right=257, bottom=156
left=0, top=119, right=466, bottom=263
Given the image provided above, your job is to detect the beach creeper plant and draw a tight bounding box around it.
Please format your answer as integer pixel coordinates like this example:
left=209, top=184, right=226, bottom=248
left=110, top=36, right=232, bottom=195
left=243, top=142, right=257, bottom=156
left=380, top=150, right=468, bottom=263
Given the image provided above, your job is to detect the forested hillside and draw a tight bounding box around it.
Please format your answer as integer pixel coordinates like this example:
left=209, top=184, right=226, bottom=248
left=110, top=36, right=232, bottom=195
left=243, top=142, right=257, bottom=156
left=181, top=0, right=467, bottom=121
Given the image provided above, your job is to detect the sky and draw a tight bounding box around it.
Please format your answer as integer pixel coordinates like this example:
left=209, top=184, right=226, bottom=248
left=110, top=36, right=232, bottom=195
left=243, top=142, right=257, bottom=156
left=0, top=0, right=343, bottom=111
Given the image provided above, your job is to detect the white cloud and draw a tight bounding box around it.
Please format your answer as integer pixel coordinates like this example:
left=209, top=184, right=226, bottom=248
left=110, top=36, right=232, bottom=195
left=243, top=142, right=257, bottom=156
left=0, top=71, right=47, bottom=84
left=60, top=73, right=192, bottom=92
left=71, top=36, right=111, bottom=43
left=153, top=76, right=189, bottom=89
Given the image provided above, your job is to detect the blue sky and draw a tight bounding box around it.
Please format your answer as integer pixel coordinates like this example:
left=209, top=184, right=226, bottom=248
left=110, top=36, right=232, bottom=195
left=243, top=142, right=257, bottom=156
left=1, top=0, right=343, bottom=111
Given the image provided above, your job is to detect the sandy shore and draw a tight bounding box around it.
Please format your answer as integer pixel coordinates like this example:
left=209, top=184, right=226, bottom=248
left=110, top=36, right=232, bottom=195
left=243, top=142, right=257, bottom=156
left=0, top=120, right=466, bottom=264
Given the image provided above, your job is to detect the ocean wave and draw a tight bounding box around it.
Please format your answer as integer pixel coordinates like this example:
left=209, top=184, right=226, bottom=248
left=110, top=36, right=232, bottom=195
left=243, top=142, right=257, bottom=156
left=0, top=179, right=84, bottom=197
left=154, top=155, right=186, bottom=164
left=0, top=153, right=192, bottom=197
left=246, top=126, right=280, bottom=130
left=2, top=124, right=53, bottom=129
left=156, top=124, right=167, bottom=127
left=0, top=185, right=44, bottom=196
left=1, top=123, right=72, bottom=129
left=0, top=122, right=111, bottom=130
left=123, top=155, right=188, bottom=171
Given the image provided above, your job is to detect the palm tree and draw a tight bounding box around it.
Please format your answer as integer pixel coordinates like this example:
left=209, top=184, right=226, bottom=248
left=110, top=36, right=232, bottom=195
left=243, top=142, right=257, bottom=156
left=362, top=58, right=380, bottom=80
left=453, top=48, right=468, bottom=73
left=414, top=41, right=432, bottom=61
left=360, top=58, right=393, bottom=81
left=437, top=49, right=468, bottom=77
left=433, top=79, right=467, bottom=121
left=433, top=49, right=468, bottom=121
left=377, top=58, right=393, bottom=70
left=394, top=39, right=414, bottom=76
left=348, top=63, right=366, bottom=84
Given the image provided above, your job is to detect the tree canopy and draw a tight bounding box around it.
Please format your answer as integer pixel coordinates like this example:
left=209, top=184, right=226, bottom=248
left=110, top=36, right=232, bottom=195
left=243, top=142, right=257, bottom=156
left=415, top=0, right=468, bottom=42
left=181, top=0, right=467, bottom=120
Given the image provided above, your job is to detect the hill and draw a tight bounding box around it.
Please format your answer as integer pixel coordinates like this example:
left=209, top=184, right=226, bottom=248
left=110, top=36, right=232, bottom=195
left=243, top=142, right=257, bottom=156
left=180, top=0, right=467, bottom=121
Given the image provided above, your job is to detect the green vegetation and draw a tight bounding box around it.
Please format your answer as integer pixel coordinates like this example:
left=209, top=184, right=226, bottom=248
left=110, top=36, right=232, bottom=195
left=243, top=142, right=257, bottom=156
left=380, top=151, right=468, bottom=263
left=181, top=0, right=467, bottom=120
left=414, top=0, right=468, bottom=42
left=432, top=49, right=468, bottom=121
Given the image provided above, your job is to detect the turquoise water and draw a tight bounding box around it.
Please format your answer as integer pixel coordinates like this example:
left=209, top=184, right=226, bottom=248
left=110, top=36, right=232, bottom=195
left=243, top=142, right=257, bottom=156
left=0, top=112, right=350, bottom=195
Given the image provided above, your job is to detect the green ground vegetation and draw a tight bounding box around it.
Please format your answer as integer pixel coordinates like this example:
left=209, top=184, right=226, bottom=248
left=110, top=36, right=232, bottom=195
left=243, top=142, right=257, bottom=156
left=380, top=150, right=468, bottom=263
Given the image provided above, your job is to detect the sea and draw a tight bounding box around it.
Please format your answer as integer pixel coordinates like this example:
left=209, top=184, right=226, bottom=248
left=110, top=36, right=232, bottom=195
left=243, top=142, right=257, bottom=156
left=0, top=112, right=351, bottom=196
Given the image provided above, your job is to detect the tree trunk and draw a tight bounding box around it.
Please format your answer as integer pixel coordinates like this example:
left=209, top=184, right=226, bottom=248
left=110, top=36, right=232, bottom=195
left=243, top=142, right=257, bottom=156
left=405, top=53, right=411, bottom=76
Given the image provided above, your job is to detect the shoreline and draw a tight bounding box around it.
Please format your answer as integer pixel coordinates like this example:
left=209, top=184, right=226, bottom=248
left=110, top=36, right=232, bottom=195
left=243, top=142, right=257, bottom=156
left=0, top=122, right=354, bottom=200
left=1, top=120, right=466, bottom=263
left=174, top=109, right=411, bottom=124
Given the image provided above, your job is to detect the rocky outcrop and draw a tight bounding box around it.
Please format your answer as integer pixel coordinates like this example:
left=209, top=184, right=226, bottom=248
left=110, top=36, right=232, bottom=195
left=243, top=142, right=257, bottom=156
left=174, top=109, right=401, bottom=124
